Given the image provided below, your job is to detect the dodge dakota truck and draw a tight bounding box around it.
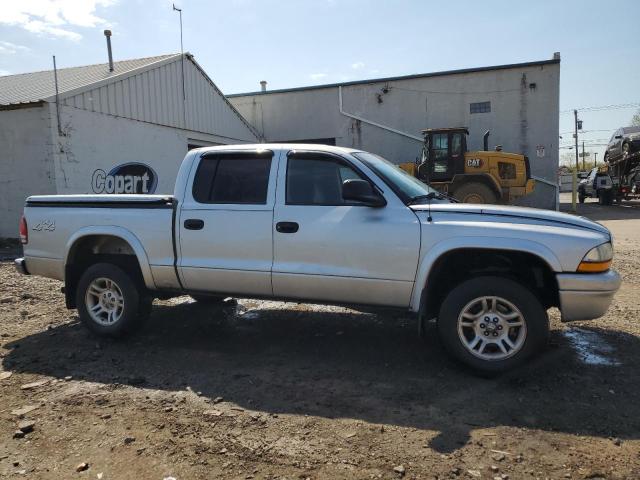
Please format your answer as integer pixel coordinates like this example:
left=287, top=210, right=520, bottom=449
left=16, top=144, right=621, bottom=372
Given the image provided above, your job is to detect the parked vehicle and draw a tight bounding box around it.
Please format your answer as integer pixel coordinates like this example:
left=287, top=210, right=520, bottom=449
left=604, top=126, right=640, bottom=163
left=399, top=128, right=535, bottom=204
left=16, top=144, right=620, bottom=373
left=578, top=167, right=604, bottom=204
left=580, top=127, right=640, bottom=205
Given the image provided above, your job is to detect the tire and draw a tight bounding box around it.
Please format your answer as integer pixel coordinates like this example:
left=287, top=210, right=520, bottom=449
left=453, top=182, right=498, bottom=204
left=76, top=263, right=151, bottom=337
left=578, top=188, right=585, bottom=204
left=436, top=276, right=549, bottom=374
left=190, top=294, right=230, bottom=305
left=597, top=190, right=613, bottom=206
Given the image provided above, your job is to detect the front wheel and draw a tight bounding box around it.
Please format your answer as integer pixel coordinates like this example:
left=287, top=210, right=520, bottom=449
left=77, top=263, right=151, bottom=337
left=437, top=276, right=549, bottom=373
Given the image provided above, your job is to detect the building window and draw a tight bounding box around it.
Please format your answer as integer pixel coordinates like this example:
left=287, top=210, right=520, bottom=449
left=470, top=101, right=491, bottom=114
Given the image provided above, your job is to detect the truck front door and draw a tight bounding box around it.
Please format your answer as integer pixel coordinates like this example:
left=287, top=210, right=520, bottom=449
left=271, top=151, right=420, bottom=307
left=178, top=150, right=278, bottom=296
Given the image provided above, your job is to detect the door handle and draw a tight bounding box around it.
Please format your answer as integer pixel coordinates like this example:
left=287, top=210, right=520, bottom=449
left=276, top=221, right=299, bottom=233
left=184, top=219, right=204, bottom=230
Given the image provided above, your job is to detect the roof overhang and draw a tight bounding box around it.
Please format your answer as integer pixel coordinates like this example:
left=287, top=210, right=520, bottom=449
left=228, top=58, right=561, bottom=98
left=0, top=101, right=45, bottom=111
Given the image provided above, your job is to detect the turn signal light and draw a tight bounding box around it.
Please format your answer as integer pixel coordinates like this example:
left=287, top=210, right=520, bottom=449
left=577, top=260, right=611, bottom=273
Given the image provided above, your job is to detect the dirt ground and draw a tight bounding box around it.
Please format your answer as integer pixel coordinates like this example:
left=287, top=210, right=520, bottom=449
left=1, top=198, right=639, bottom=479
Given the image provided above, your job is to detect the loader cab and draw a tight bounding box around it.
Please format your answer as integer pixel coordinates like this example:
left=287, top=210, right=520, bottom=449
left=418, top=128, right=468, bottom=182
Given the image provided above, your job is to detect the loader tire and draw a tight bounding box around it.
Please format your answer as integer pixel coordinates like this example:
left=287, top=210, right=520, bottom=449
left=453, top=182, right=498, bottom=204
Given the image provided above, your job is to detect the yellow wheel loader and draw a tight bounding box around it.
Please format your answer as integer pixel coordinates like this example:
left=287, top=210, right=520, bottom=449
left=399, top=128, right=535, bottom=204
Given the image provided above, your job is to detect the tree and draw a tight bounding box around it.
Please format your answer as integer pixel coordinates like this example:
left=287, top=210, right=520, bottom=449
left=632, top=108, right=640, bottom=127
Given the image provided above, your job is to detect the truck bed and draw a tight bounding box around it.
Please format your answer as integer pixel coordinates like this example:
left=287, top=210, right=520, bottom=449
left=23, top=194, right=180, bottom=290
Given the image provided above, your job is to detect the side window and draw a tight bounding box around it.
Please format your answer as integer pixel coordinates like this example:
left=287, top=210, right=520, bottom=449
left=286, top=156, right=366, bottom=205
left=432, top=133, right=449, bottom=173
left=498, top=162, right=516, bottom=180
left=192, top=155, right=271, bottom=204
left=451, top=133, right=463, bottom=157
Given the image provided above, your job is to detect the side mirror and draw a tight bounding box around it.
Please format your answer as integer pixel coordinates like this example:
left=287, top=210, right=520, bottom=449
left=614, top=135, right=622, bottom=139
left=342, top=179, right=386, bottom=207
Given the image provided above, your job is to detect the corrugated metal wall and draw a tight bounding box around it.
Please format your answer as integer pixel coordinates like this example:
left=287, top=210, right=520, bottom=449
left=62, top=57, right=257, bottom=142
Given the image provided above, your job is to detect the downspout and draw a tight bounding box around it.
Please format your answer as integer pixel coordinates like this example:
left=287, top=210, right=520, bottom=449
left=338, top=86, right=423, bottom=142
left=52, top=55, right=63, bottom=137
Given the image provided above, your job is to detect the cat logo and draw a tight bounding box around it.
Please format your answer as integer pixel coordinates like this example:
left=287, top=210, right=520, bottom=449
left=467, top=158, right=483, bottom=168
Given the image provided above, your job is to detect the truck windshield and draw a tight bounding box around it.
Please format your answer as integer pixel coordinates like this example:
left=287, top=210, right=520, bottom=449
left=352, top=151, right=437, bottom=204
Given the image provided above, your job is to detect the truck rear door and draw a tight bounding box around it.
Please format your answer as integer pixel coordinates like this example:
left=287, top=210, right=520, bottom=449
left=177, top=149, right=278, bottom=296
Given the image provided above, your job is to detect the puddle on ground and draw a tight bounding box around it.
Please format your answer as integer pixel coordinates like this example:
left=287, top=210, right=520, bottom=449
left=562, top=327, right=621, bottom=366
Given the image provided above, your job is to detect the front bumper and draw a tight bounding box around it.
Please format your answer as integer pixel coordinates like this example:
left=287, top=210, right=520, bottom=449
left=14, top=257, right=29, bottom=275
left=557, top=269, right=621, bottom=321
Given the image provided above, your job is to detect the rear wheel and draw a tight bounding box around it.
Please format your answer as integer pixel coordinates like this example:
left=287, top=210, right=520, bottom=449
left=598, top=189, right=613, bottom=206
left=437, top=276, right=549, bottom=373
left=453, top=182, right=498, bottom=204
left=77, top=263, right=151, bottom=337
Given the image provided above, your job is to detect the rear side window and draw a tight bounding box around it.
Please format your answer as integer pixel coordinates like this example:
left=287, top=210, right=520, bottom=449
left=192, top=155, right=272, bottom=204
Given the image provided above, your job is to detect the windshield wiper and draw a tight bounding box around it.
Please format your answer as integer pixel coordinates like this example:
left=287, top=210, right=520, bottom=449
left=408, top=191, right=457, bottom=205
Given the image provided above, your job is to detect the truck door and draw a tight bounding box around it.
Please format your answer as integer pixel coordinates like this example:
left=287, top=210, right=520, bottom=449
left=177, top=150, right=278, bottom=296
left=271, top=151, right=420, bottom=307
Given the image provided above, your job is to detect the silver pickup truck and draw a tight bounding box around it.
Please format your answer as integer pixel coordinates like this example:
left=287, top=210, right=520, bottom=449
left=16, top=144, right=621, bottom=373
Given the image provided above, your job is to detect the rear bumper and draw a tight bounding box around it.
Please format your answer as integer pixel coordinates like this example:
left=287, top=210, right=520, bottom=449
left=557, top=269, right=621, bottom=321
left=14, top=257, right=29, bottom=275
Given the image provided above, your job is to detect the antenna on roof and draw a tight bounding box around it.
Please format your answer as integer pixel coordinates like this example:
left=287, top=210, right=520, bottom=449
left=172, top=3, right=186, bottom=127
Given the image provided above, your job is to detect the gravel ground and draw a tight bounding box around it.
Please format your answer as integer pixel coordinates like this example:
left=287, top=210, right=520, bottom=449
left=0, top=200, right=639, bottom=479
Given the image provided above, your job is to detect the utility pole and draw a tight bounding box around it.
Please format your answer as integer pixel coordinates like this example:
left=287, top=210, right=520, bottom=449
left=572, top=109, right=579, bottom=212
left=582, top=140, right=585, bottom=170
left=594, top=152, right=598, bottom=167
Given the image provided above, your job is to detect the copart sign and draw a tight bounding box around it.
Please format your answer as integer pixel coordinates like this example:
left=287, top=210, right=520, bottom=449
left=92, top=163, right=158, bottom=194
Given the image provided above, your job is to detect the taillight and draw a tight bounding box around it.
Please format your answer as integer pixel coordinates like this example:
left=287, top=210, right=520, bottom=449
left=19, top=215, right=28, bottom=244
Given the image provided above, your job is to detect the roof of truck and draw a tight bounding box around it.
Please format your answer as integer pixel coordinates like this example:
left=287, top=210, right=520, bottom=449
left=192, top=143, right=362, bottom=155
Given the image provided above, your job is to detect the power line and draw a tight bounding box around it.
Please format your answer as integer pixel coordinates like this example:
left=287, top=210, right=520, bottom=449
left=559, top=129, right=615, bottom=134
left=560, top=103, right=640, bottom=114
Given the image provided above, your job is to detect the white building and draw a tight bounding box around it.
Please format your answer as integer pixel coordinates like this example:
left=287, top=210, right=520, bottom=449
left=229, top=56, right=561, bottom=209
left=0, top=53, right=259, bottom=237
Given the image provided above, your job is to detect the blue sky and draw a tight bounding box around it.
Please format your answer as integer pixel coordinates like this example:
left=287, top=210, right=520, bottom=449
left=1, top=0, right=639, bottom=162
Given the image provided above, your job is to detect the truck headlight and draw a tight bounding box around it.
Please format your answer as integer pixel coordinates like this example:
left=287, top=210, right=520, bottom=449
left=577, top=242, right=613, bottom=273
